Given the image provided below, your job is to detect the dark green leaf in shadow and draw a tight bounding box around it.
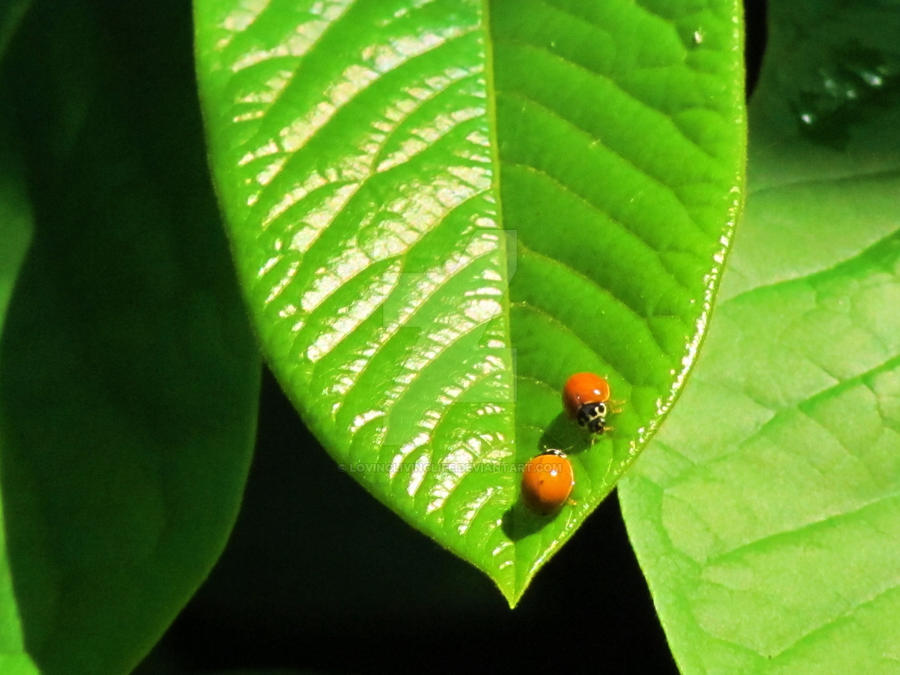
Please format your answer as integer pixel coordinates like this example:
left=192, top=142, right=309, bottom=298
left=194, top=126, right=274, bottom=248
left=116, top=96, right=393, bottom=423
left=0, top=75, right=37, bottom=675
left=196, top=0, right=746, bottom=602
left=0, top=1, right=260, bottom=672
left=620, top=1, right=900, bottom=671
left=0, top=0, right=30, bottom=61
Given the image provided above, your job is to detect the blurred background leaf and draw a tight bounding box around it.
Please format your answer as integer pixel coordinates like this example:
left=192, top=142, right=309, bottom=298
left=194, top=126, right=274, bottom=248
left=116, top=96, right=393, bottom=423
left=0, top=0, right=29, bottom=61
left=0, top=3, right=37, bottom=670
left=0, top=1, right=260, bottom=672
left=620, top=1, right=900, bottom=671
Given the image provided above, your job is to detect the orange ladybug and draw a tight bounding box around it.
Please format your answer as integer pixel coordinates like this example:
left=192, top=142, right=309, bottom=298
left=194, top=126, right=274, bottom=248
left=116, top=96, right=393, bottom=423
left=521, top=449, right=574, bottom=515
left=563, top=372, right=610, bottom=434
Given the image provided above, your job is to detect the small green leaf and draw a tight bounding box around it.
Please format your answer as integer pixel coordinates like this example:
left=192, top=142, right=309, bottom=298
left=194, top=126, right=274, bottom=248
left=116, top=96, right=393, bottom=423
left=196, top=0, right=745, bottom=602
left=620, top=1, right=900, bottom=671
left=0, top=2, right=260, bottom=672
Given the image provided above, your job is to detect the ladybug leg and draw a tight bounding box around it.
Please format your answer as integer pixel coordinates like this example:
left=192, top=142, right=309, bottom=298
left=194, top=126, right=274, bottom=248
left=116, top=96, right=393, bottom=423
left=609, top=399, right=626, bottom=414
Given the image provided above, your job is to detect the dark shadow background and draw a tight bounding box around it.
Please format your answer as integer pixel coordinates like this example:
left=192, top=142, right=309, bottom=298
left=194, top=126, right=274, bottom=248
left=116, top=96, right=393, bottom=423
left=135, top=1, right=768, bottom=673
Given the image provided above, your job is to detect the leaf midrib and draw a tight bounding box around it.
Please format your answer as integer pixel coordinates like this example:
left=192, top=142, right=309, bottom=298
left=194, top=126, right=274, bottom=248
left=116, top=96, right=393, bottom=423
left=478, top=0, right=521, bottom=600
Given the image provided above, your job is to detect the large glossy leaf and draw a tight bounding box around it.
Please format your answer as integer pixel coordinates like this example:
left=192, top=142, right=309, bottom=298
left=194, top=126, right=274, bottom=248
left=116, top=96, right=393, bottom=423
left=196, top=0, right=745, bottom=602
left=620, top=1, right=900, bottom=671
left=0, top=1, right=260, bottom=672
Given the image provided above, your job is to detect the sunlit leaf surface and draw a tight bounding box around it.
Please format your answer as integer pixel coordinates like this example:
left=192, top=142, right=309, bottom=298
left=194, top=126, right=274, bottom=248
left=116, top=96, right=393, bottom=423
left=197, top=0, right=745, bottom=602
left=620, top=1, right=900, bottom=670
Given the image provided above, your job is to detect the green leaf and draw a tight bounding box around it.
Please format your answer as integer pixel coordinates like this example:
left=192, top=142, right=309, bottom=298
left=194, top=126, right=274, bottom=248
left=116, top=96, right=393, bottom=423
left=620, top=2, right=900, bottom=671
left=0, top=188, right=34, bottom=664
left=0, top=0, right=29, bottom=61
left=0, top=2, right=261, bottom=672
left=0, top=59, right=38, bottom=675
left=196, top=0, right=745, bottom=602
left=0, top=112, right=31, bottom=329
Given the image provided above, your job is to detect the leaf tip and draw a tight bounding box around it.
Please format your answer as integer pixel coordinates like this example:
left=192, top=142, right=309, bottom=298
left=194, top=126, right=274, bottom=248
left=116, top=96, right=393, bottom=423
left=493, top=570, right=532, bottom=610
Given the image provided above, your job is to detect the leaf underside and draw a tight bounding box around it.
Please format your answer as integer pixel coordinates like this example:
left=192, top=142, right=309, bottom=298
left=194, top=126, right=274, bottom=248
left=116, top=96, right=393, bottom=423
left=620, top=1, right=900, bottom=671
left=196, top=0, right=745, bottom=603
